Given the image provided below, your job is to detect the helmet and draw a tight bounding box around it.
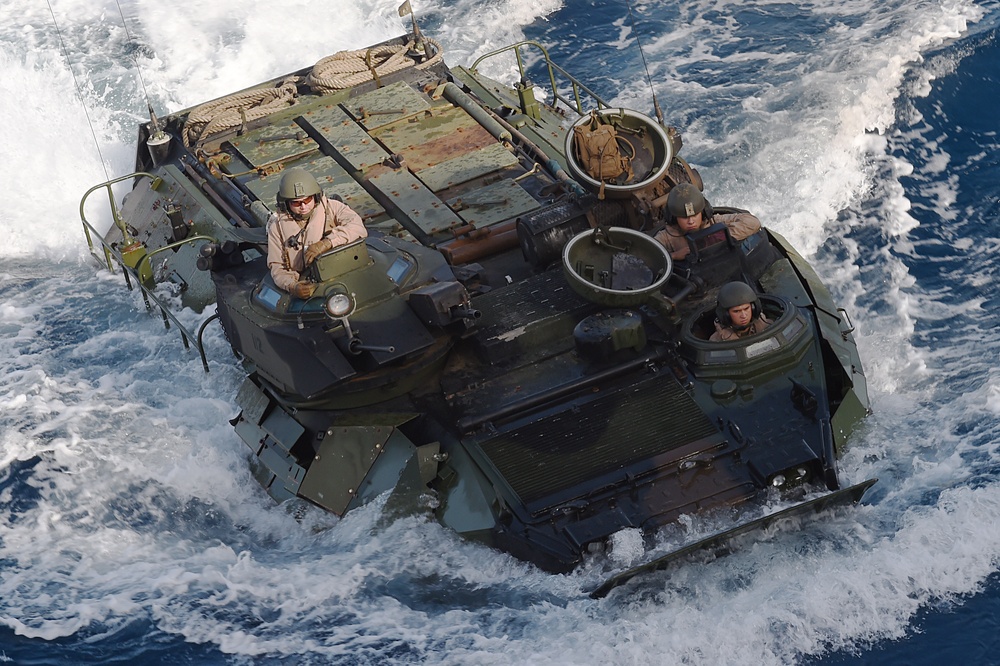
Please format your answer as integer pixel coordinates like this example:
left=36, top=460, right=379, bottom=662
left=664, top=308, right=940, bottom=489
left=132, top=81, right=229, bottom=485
left=277, top=167, right=322, bottom=209
left=715, top=281, right=761, bottom=327
left=666, top=182, right=706, bottom=219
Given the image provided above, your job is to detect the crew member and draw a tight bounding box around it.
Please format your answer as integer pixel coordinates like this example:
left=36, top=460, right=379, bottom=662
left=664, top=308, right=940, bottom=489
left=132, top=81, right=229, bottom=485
left=654, top=182, right=761, bottom=261
left=710, top=281, right=771, bottom=342
left=266, top=167, right=367, bottom=299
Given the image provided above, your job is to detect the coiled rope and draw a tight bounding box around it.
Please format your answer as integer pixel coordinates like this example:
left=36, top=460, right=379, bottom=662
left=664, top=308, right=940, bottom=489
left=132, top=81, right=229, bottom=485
left=305, top=38, right=443, bottom=94
left=181, top=38, right=443, bottom=147
left=183, top=78, right=300, bottom=148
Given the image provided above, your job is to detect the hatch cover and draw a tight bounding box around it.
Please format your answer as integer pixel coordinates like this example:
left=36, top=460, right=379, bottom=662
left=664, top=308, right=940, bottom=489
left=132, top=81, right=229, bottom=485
left=228, top=122, right=319, bottom=169
left=446, top=177, right=539, bottom=227
left=341, top=80, right=433, bottom=131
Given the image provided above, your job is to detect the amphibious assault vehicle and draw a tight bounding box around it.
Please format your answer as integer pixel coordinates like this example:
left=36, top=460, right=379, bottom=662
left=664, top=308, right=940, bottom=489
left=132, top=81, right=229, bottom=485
left=82, top=23, right=874, bottom=596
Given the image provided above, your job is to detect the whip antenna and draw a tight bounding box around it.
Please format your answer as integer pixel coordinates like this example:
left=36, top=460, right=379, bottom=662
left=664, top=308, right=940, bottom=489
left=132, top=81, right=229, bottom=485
left=113, top=0, right=165, bottom=142
left=46, top=0, right=111, bottom=183
left=623, top=0, right=664, bottom=126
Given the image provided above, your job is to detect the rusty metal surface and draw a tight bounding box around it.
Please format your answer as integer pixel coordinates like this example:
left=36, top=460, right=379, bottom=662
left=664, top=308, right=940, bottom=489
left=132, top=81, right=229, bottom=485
left=341, top=80, right=432, bottom=131
left=374, top=104, right=520, bottom=192
left=228, top=122, right=318, bottom=168
left=373, top=105, right=494, bottom=171
left=446, top=179, right=539, bottom=227
left=368, top=168, right=464, bottom=234
left=418, top=143, right=520, bottom=192
left=303, top=103, right=391, bottom=171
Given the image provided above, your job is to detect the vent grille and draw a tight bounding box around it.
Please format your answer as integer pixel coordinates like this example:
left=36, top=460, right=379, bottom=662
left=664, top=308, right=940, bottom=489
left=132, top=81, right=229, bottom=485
left=474, top=270, right=588, bottom=336
left=474, top=374, right=718, bottom=507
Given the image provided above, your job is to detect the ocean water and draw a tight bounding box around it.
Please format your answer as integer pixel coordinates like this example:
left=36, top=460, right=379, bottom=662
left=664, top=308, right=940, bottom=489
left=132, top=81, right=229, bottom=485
left=2, top=0, right=1000, bottom=664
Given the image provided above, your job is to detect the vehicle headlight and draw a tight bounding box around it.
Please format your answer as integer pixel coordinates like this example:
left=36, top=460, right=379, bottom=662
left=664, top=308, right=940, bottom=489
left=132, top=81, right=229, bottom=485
left=768, top=466, right=811, bottom=489
left=325, top=292, right=353, bottom=318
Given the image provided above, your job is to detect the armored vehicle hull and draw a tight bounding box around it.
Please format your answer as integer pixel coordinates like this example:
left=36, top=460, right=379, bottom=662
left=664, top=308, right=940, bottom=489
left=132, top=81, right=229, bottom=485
left=82, top=29, right=873, bottom=595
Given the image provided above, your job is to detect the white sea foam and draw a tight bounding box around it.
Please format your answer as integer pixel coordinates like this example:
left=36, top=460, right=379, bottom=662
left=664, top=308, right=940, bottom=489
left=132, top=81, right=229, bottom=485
left=631, top=0, right=985, bottom=256
left=420, top=0, right=565, bottom=80
left=0, top=47, right=127, bottom=256
left=1, top=0, right=1000, bottom=663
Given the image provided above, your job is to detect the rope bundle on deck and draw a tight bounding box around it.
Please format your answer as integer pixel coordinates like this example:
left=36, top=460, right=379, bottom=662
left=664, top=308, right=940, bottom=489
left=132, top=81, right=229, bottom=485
left=180, top=38, right=443, bottom=149
left=182, top=78, right=300, bottom=148
left=305, top=38, right=443, bottom=93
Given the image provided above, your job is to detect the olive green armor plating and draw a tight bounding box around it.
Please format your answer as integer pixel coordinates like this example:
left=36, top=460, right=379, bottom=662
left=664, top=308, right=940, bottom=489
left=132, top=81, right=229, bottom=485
left=82, top=31, right=873, bottom=596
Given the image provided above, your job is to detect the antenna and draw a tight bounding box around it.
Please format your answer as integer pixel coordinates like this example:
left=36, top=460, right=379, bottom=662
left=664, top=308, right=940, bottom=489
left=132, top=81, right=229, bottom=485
left=112, top=0, right=171, bottom=162
left=45, top=0, right=111, bottom=184
left=113, top=0, right=156, bottom=121
left=623, top=0, right=665, bottom=126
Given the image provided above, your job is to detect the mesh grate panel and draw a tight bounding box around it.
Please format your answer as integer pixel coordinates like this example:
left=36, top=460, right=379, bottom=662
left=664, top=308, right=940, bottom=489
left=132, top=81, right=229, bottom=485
left=474, top=270, right=588, bottom=337
left=474, top=373, right=718, bottom=507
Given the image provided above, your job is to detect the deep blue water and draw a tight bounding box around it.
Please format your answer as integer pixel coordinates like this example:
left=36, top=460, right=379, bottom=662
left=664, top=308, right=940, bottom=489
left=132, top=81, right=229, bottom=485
left=2, top=0, right=1000, bottom=664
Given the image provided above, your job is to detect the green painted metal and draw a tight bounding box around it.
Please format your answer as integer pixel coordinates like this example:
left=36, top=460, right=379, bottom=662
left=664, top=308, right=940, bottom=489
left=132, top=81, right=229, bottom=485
left=228, top=122, right=318, bottom=168
left=368, top=167, right=465, bottom=234
left=299, top=425, right=396, bottom=515
left=446, top=177, right=539, bottom=227
left=304, top=103, right=392, bottom=171
left=373, top=104, right=487, bottom=164
left=342, top=80, right=432, bottom=131
left=420, top=143, right=520, bottom=193
left=82, top=31, right=873, bottom=585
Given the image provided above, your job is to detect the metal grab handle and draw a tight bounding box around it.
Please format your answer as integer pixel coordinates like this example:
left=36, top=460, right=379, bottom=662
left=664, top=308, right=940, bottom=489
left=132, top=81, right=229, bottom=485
left=348, top=337, right=396, bottom=355
left=837, top=307, right=856, bottom=339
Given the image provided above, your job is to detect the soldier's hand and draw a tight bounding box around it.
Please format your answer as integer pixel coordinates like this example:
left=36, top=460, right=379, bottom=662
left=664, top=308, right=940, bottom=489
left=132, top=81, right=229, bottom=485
left=292, top=281, right=317, bottom=299
left=671, top=245, right=691, bottom=261
left=304, top=238, right=334, bottom=265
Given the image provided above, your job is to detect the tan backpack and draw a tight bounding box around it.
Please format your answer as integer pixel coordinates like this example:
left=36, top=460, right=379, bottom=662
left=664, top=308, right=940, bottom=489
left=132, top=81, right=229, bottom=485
left=572, top=111, right=634, bottom=198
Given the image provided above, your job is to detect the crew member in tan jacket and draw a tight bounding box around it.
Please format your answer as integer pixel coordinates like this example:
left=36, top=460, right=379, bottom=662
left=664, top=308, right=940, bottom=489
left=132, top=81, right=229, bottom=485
left=654, top=182, right=760, bottom=261
left=266, top=167, right=367, bottom=299
left=709, top=281, right=771, bottom=342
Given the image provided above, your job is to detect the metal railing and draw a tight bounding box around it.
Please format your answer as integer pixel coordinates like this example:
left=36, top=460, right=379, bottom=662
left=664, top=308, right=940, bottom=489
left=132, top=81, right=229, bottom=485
left=80, top=172, right=216, bottom=371
left=469, top=40, right=611, bottom=116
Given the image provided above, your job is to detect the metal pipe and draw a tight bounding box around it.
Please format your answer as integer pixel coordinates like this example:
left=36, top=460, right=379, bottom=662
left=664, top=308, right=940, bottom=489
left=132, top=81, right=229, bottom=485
left=437, top=220, right=519, bottom=264
left=442, top=82, right=512, bottom=142
left=180, top=157, right=256, bottom=228
left=468, top=40, right=610, bottom=114
left=489, top=112, right=586, bottom=196
left=80, top=171, right=159, bottom=248
left=196, top=313, right=221, bottom=372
